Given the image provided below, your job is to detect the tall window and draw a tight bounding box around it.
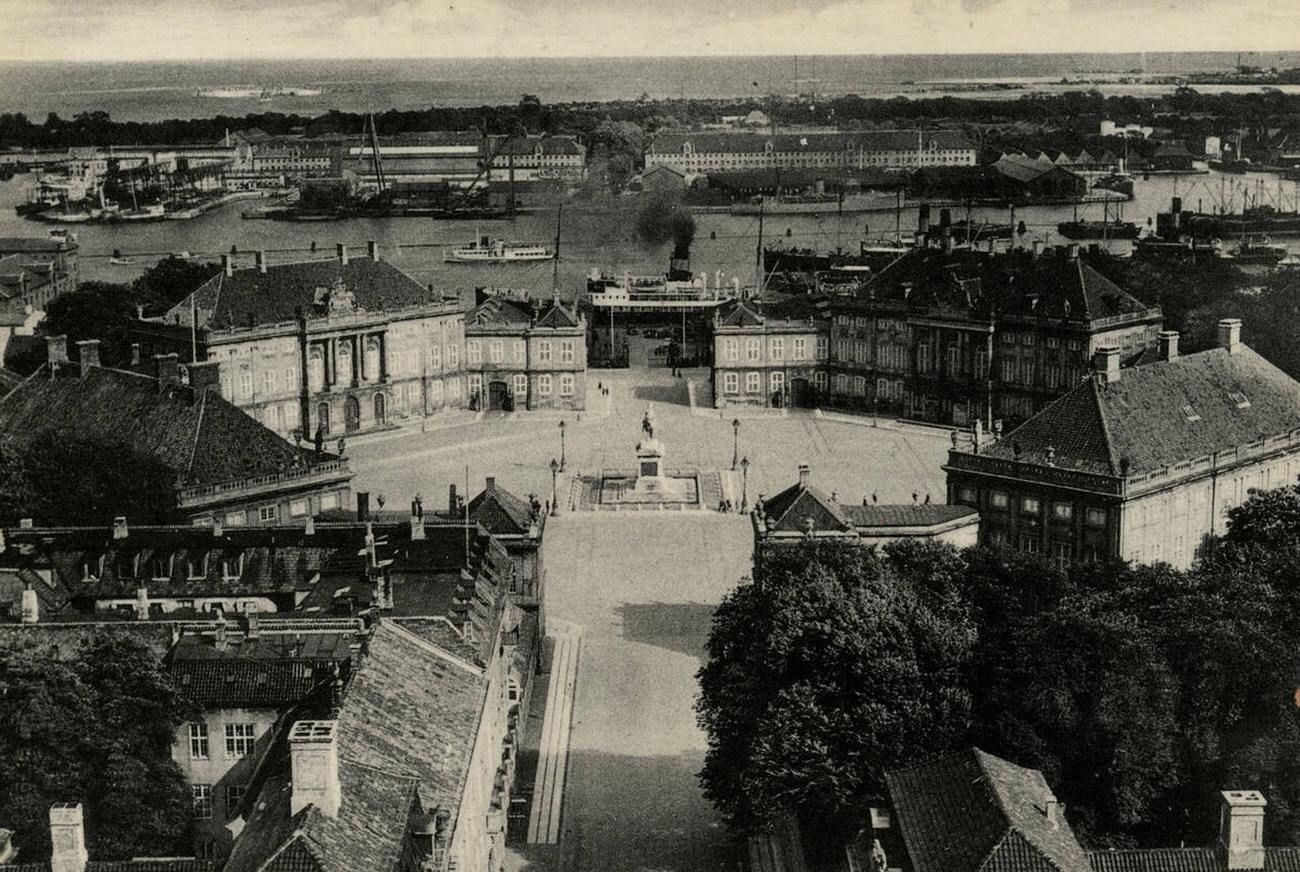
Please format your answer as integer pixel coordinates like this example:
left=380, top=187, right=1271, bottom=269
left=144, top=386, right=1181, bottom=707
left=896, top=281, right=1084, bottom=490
left=724, top=338, right=738, bottom=361
left=513, top=373, right=528, bottom=400
left=309, top=352, right=325, bottom=391
left=746, top=371, right=761, bottom=393
left=226, top=785, right=247, bottom=820
left=560, top=374, right=575, bottom=396
left=723, top=372, right=739, bottom=394
left=225, top=723, right=256, bottom=759
left=746, top=338, right=760, bottom=361
left=816, top=336, right=828, bottom=359
left=189, top=723, right=209, bottom=759
left=792, top=338, right=807, bottom=360
left=560, top=341, right=575, bottom=364
left=538, top=341, right=553, bottom=363
left=192, top=785, right=213, bottom=820
left=447, top=344, right=459, bottom=368
left=488, top=340, right=502, bottom=363
left=769, top=338, right=784, bottom=361
left=429, top=345, right=442, bottom=371
left=513, top=340, right=526, bottom=364
left=466, top=339, right=482, bottom=365
left=538, top=374, right=553, bottom=396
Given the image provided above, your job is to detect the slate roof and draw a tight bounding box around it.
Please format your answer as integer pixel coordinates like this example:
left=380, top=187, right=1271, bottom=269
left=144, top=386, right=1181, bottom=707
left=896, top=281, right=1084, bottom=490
left=979, top=346, right=1300, bottom=477
left=467, top=296, right=533, bottom=327
left=886, top=748, right=1092, bottom=872
left=759, top=476, right=976, bottom=535
left=466, top=479, right=538, bottom=537
left=170, top=632, right=354, bottom=709
left=0, top=365, right=334, bottom=488
left=170, top=256, right=458, bottom=331
left=716, top=296, right=823, bottom=330
left=1086, top=846, right=1300, bottom=872
left=534, top=299, right=581, bottom=329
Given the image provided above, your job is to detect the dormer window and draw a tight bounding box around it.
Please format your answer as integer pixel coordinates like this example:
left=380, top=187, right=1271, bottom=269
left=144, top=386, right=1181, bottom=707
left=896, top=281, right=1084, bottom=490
left=221, top=554, right=244, bottom=581
left=1180, top=404, right=1202, bottom=422
left=187, top=553, right=209, bottom=581
left=1229, top=391, right=1251, bottom=409
left=116, top=553, right=138, bottom=579
left=82, top=557, right=100, bottom=583
left=150, top=554, right=174, bottom=581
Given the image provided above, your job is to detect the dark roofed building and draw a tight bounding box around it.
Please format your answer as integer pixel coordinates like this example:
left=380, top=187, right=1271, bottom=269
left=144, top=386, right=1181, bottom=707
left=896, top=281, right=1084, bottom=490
left=752, top=464, right=979, bottom=559
left=0, top=338, right=352, bottom=527
left=945, top=319, right=1300, bottom=568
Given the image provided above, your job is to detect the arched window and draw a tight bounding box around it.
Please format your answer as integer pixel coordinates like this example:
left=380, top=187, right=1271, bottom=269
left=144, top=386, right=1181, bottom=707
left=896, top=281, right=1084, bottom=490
left=308, top=351, right=325, bottom=392
left=337, top=342, right=353, bottom=385
left=316, top=402, right=330, bottom=435
left=364, top=340, right=381, bottom=382
left=373, top=393, right=386, bottom=425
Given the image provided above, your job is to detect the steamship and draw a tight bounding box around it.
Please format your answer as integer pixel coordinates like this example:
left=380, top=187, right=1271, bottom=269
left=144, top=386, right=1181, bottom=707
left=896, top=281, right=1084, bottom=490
left=444, top=233, right=554, bottom=264
left=730, top=190, right=899, bottom=216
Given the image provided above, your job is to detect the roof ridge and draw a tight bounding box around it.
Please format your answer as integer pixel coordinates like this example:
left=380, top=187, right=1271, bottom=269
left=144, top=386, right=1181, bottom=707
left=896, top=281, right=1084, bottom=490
left=185, top=389, right=210, bottom=480
left=1089, top=378, right=1121, bottom=476
left=382, top=619, right=482, bottom=676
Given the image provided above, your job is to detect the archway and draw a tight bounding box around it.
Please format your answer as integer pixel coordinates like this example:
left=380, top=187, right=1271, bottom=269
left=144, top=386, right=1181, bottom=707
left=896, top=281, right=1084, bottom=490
left=488, top=381, right=509, bottom=411
left=373, top=392, right=386, bottom=426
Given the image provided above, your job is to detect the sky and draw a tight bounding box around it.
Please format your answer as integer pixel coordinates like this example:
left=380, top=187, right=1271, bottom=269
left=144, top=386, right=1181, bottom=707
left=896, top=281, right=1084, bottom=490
left=4, top=0, right=1300, bottom=61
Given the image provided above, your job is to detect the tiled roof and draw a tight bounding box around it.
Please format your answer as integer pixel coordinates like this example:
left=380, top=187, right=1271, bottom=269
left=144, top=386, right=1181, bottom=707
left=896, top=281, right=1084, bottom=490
left=886, top=748, right=1092, bottom=872
left=467, top=296, right=533, bottom=327
left=979, top=346, right=1300, bottom=477
left=467, top=480, right=537, bottom=536
left=760, top=479, right=975, bottom=535
left=0, top=366, right=336, bottom=488
left=172, top=256, right=457, bottom=331
left=170, top=652, right=348, bottom=709
left=649, top=130, right=973, bottom=155
left=1088, top=849, right=1219, bottom=872
left=0, top=568, right=71, bottom=620
left=840, top=504, right=978, bottom=528
left=534, top=299, right=581, bottom=329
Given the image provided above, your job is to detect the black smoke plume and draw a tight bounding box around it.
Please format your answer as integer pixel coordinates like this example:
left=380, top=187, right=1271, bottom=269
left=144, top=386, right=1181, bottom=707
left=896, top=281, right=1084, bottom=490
left=636, top=194, right=696, bottom=260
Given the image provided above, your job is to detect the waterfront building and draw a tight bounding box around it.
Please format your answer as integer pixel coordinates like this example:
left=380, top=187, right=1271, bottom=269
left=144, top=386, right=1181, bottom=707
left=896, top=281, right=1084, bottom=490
left=464, top=292, right=588, bottom=411
left=944, top=321, right=1300, bottom=568
left=645, top=130, right=976, bottom=175
left=488, top=134, right=586, bottom=182
left=348, top=131, right=487, bottom=188
left=752, top=464, right=979, bottom=561
left=711, top=243, right=1163, bottom=427
left=0, top=233, right=80, bottom=310
left=0, top=337, right=351, bottom=527
left=139, top=243, right=468, bottom=440
left=225, top=135, right=339, bottom=189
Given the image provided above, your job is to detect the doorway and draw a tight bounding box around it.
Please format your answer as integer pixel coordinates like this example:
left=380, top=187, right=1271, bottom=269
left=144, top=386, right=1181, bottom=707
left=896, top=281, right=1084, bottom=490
left=344, top=396, right=361, bottom=432
left=488, top=380, right=509, bottom=411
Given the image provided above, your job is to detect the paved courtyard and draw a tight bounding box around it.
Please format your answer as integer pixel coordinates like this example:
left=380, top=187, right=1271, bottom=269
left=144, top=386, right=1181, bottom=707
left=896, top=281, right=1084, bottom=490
left=345, top=367, right=956, bottom=872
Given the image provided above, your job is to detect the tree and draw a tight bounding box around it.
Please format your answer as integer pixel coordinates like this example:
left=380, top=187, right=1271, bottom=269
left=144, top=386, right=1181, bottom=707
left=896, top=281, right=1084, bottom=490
left=0, top=631, right=194, bottom=861
left=696, top=540, right=974, bottom=845
left=0, top=433, right=181, bottom=526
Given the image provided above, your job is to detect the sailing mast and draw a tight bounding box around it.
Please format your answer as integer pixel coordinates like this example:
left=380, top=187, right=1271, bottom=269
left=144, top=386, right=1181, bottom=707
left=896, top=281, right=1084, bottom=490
left=367, top=114, right=387, bottom=197
left=754, top=199, right=765, bottom=298
left=551, top=204, right=563, bottom=295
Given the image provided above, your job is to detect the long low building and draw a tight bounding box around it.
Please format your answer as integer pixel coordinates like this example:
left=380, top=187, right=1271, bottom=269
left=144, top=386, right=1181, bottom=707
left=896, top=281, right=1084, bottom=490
left=646, top=130, right=977, bottom=174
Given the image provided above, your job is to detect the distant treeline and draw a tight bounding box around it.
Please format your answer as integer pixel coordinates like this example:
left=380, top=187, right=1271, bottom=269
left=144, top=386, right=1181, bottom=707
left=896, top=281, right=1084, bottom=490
left=2, top=90, right=1299, bottom=153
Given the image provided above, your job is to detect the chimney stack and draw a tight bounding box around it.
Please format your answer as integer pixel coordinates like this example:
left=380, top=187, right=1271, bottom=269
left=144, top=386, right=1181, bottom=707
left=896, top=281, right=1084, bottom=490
left=368, top=240, right=380, bottom=261
left=337, top=243, right=349, bottom=266
left=289, top=721, right=342, bottom=818
left=255, top=250, right=267, bottom=273
left=112, top=516, right=128, bottom=539
left=222, top=253, right=234, bottom=277
left=356, top=491, right=370, bottom=523
left=1158, top=330, right=1180, bottom=362
left=1218, top=791, right=1267, bottom=871
left=449, top=483, right=459, bottom=512
left=21, top=583, right=38, bottom=624
left=46, top=334, right=68, bottom=376
left=1218, top=318, right=1242, bottom=355
left=797, top=463, right=811, bottom=489
left=1032, top=240, right=1043, bottom=258
left=1045, top=797, right=1063, bottom=830
left=75, top=339, right=100, bottom=376
left=1091, top=346, right=1121, bottom=384
left=1067, top=243, right=1080, bottom=260
left=187, top=360, right=222, bottom=398
left=130, top=343, right=141, bottom=367
left=485, top=476, right=496, bottom=492
left=48, top=803, right=88, bottom=872
left=153, top=353, right=180, bottom=391
left=917, top=203, right=931, bottom=236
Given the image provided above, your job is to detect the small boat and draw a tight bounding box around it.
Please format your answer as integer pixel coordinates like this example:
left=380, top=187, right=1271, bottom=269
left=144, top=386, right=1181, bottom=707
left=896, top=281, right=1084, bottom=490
left=170, top=250, right=193, bottom=259
left=108, top=257, right=134, bottom=266
left=444, top=233, right=553, bottom=264
left=1223, top=236, right=1288, bottom=265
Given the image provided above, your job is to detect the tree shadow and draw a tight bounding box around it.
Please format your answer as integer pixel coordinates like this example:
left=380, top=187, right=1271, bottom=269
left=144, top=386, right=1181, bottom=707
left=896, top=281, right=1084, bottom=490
left=615, top=601, right=715, bottom=660
left=633, top=381, right=691, bottom=406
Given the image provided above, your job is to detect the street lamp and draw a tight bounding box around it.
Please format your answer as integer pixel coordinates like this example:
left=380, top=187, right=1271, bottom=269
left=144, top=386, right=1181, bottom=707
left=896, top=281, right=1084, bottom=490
left=559, top=420, right=567, bottom=472
left=549, top=458, right=560, bottom=516
left=731, top=418, right=740, bottom=470
left=740, top=456, right=750, bottom=513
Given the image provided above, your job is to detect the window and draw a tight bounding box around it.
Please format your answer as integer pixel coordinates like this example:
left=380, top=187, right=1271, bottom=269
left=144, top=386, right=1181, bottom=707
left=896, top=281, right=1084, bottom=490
left=1045, top=364, right=1061, bottom=389
left=792, top=338, right=807, bottom=360
left=746, top=338, right=760, bottom=361
left=513, top=340, right=526, bottom=364
left=221, top=554, right=244, bottom=580
left=258, top=505, right=277, bottom=523
left=150, top=555, right=172, bottom=581
left=1001, top=359, right=1017, bottom=382
left=1051, top=502, right=1074, bottom=521
left=723, top=372, right=739, bottom=394
left=917, top=343, right=932, bottom=373
left=488, top=340, right=502, bottom=363
left=1002, top=332, right=1018, bottom=345
left=559, top=374, right=575, bottom=396
left=513, top=373, right=528, bottom=400
left=538, top=374, right=553, bottom=396
left=1019, top=536, right=1041, bottom=554
left=1051, top=541, right=1072, bottom=568
left=262, top=370, right=275, bottom=394
left=1086, top=507, right=1107, bottom=527
left=320, top=492, right=339, bottom=511
left=723, top=338, right=738, bottom=361
left=837, top=338, right=850, bottom=361
left=560, top=341, right=575, bottom=364
left=1180, top=404, right=1201, bottom=422
left=225, top=723, right=256, bottom=759
left=1229, top=391, right=1251, bottom=409
left=853, top=375, right=867, bottom=396
left=468, top=373, right=483, bottom=397
left=186, top=554, right=207, bottom=580
left=990, top=491, right=1009, bottom=509
left=193, top=785, right=213, bottom=820
left=746, top=371, right=761, bottom=393
left=538, top=341, right=553, bottom=363
left=226, top=784, right=247, bottom=820
left=959, top=487, right=977, bottom=505
left=466, top=340, right=481, bottom=365
left=290, top=499, right=308, bottom=518
left=223, top=511, right=246, bottom=528
left=1023, top=334, right=1036, bottom=346
left=447, top=344, right=459, bottom=368
left=1021, top=496, right=1041, bottom=515
left=1046, top=336, right=1060, bottom=349
left=769, top=338, right=784, bottom=361
left=189, top=723, right=209, bottom=759
left=816, top=336, right=828, bottom=360
left=770, top=371, right=784, bottom=394
left=429, top=345, right=442, bottom=370
left=239, top=368, right=252, bottom=399
left=814, top=371, right=828, bottom=390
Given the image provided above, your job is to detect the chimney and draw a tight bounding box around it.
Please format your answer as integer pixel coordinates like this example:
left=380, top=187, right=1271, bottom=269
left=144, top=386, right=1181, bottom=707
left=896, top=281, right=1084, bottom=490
left=214, top=614, right=228, bottom=651
left=134, top=587, right=150, bottom=621
left=290, top=720, right=342, bottom=818
left=49, top=803, right=88, bottom=872
left=75, top=339, right=100, bottom=375
left=188, top=360, right=222, bottom=398
left=337, top=243, right=349, bottom=266
left=1218, top=318, right=1242, bottom=355
left=485, top=476, right=496, bottom=492
left=112, top=516, right=128, bottom=539
left=1158, top=330, right=1180, bottom=361
left=1093, top=346, right=1121, bottom=384
left=797, top=463, right=811, bottom=489
left=222, top=253, right=234, bottom=277
left=1218, top=791, right=1266, bottom=871
left=255, top=250, right=267, bottom=273
left=410, top=497, right=425, bottom=540
left=449, top=483, right=459, bottom=512
left=21, top=583, right=38, bottom=624
left=1067, top=243, right=1080, bottom=259
left=153, top=353, right=180, bottom=390
left=1045, top=797, right=1064, bottom=829
left=46, top=334, right=69, bottom=376
left=356, top=491, right=370, bottom=523
left=130, top=343, right=141, bottom=367
left=368, top=240, right=380, bottom=261
left=1032, top=240, right=1043, bottom=259
left=917, top=202, right=931, bottom=235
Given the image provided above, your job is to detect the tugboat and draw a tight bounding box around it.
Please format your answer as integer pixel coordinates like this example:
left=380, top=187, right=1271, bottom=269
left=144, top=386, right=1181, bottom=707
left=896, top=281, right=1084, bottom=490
left=1223, top=236, right=1288, bottom=265
left=444, top=232, right=554, bottom=264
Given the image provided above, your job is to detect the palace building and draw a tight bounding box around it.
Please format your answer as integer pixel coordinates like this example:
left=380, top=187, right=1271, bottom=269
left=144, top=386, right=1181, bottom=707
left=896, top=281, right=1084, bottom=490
left=464, top=292, right=588, bottom=411
left=138, top=243, right=469, bottom=440
left=944, top=320, right=1300, bottom=569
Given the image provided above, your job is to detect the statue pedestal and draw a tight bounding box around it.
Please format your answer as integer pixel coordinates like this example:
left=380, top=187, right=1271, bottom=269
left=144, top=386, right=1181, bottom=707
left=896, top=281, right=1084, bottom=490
left=635, top=438, right=665, bottom=492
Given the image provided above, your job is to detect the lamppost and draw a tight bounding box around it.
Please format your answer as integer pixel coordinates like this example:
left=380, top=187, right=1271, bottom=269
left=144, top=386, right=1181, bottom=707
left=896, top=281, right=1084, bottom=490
left=872, top=396, right=879, bottom=427
left=549, top=458, right=560, bottom=516
left=558, top=420, right=567, bottom=472
left=731, top=418, right=740, bottom=470
left=740, top=456, right=750, bottom=513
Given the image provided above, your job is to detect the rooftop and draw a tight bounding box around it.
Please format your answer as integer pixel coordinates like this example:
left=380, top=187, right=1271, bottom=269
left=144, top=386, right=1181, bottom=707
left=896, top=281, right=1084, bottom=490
left=649, top=129, right=974, bottom=155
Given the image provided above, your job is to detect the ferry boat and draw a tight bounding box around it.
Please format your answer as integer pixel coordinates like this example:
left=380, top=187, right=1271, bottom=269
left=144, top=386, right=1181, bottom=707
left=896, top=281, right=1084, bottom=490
left=764, top=240, right=909, bottom=276
left=1092, top=174, right=1135, bottom=199
left=444, top=233, right=554, bottom=264
left=730, top=190, right=899, bottom=216
left=586, top=256, right=742, bottom=309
